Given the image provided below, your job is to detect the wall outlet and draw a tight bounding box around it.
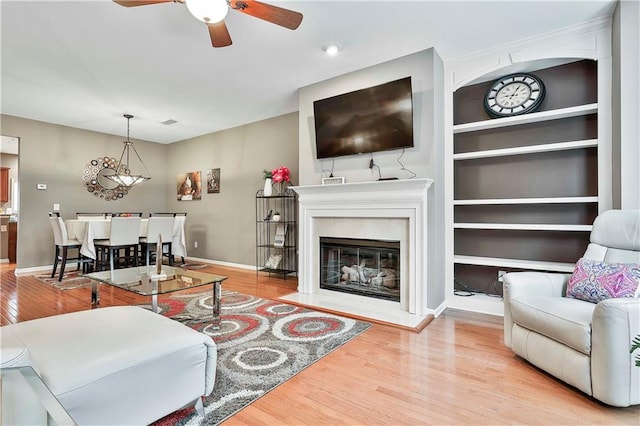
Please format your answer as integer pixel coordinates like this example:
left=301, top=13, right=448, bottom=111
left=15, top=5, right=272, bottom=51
left=194, top=241, right=198, bottom=249
left=53, top=203, right=60, bottom=211
left=498, top=270, right=507, bottom=282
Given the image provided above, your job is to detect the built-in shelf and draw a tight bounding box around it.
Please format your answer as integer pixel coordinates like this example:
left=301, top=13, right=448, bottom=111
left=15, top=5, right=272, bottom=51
left=453, top=139, right=597, bottom=160
left=454, top=255, right=576, bottom=272
left=450, top=293, right=504, bottom=316
left=453, top=103, right=598, bottom=134
left=454, top=196, right=598, bottom=205
left=454, top=223, right=592, bottom=231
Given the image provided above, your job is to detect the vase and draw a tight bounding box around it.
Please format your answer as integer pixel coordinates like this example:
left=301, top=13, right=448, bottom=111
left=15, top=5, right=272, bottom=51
left=263, top=178, right=273, bottom=196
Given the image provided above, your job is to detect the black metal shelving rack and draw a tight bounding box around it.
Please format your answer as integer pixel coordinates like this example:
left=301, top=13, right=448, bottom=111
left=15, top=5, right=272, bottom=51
left=255, top=187, right=297, bottom=280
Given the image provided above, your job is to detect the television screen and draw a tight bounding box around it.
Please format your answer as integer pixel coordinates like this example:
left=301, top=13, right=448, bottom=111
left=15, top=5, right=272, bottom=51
left=313, top=77, right=414, bottom=159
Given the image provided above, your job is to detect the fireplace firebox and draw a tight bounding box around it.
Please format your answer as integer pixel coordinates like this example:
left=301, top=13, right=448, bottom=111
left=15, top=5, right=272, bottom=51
left=319, top=237, right=400, bottom=302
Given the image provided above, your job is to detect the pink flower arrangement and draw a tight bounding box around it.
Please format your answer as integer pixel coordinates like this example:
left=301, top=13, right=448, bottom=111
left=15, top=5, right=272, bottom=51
left=270, top=166, right=291, bottom=184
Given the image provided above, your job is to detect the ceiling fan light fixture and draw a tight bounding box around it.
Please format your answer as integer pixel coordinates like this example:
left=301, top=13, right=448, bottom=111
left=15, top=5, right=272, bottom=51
left=185, top=0, right=228, bottom=23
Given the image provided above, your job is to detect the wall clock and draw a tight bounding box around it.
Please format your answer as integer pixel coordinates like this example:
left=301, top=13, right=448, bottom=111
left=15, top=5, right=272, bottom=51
left=484, top=73, right=545, bottom=118
left=82, top=156, right=128, bottom=201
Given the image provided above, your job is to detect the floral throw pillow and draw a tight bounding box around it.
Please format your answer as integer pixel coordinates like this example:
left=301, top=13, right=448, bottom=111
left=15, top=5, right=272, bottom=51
left=566, top=258, right=640, bottom=303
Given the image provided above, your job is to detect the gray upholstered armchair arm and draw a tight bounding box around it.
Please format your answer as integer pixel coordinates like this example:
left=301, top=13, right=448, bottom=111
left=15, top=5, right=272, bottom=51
left=591, top=298, right=640, bottom=407
left=502, top=272, right=571, bottom=348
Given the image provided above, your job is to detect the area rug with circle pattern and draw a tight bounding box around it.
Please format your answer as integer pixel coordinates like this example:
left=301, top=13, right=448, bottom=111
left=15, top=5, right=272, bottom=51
left=147, top=289, right=371, bottom=426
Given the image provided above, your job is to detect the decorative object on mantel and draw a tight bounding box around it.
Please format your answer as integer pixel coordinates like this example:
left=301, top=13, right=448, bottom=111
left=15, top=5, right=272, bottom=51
left=106, top=114, right=151, bottom=188
left=322, top=176, right=345, bottom=185
left=82, top=156, right=129, bottom=200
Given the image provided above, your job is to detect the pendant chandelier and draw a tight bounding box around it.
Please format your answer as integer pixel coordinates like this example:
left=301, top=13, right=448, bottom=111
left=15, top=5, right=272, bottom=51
left=106, top=114, right=151, bottom=188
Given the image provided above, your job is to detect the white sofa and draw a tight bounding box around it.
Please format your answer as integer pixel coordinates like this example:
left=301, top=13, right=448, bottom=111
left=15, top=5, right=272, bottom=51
left=1, top=306, right=216, bottom=424
left=503, top=209, right=640, bottom=407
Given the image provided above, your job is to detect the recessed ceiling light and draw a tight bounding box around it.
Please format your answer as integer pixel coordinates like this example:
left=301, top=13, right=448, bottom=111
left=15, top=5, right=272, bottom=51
left=322, top=44, right=340, bottom=56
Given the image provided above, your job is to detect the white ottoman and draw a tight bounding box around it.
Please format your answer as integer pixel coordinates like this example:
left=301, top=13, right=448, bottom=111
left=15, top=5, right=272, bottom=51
left=0, top=306, right=216, bottom=425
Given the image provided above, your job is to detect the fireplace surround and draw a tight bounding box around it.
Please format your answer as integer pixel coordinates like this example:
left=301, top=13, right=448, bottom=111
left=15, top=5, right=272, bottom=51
left=283, top=179, right=436, bottom=329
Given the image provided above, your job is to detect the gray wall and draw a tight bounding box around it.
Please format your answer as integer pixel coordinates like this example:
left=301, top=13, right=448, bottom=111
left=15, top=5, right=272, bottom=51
left=1, top=114, right=169, bottom=269
left=166, top=112, right=298, bottom=267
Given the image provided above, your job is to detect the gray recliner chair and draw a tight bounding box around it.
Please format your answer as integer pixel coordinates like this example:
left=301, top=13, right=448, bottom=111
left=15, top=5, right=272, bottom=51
left=503, top=209, right=640, bottom=407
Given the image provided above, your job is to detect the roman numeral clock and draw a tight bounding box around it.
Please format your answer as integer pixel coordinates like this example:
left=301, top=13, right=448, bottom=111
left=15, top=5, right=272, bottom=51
left=484, top=73, right=546, bottom=117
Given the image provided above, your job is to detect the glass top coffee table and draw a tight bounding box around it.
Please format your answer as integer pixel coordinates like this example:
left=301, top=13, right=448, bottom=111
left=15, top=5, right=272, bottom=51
left=85, top=266, right=227, bottom=328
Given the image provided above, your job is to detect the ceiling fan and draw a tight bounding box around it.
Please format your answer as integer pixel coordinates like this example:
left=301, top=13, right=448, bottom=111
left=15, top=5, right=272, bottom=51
left=113, top=0, right=303, bottom=48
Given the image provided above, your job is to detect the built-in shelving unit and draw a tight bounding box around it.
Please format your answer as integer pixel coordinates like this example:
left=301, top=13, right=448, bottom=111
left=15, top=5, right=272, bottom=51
left=451, top=59, right=601, bottom=299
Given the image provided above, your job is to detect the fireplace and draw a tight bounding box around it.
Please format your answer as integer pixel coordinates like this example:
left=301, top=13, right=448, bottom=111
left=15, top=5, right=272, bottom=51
left=320, top=237, right=400, bottom=302
left=284, top=179, right=437, bottom=329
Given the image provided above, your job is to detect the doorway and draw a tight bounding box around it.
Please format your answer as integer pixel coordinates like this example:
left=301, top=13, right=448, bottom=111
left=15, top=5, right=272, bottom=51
left=1, top=135, right=19, bottom=264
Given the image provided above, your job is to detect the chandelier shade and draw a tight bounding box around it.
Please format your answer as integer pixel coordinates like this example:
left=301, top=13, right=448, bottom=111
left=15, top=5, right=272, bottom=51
left=106, top=114, right=151, bottom=189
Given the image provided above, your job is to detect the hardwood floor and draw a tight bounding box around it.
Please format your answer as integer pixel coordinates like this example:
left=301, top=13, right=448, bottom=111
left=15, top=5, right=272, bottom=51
left=1, top=262, right=638, bottom=424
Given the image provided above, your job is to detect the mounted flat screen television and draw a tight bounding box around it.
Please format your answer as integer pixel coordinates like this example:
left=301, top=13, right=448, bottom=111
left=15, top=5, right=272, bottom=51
left=313, top=76, right=414, bottom=159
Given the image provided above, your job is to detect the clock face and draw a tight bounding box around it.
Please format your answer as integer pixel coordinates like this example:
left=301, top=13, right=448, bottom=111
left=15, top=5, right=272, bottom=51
left=484, top=73, right=545, bottom=118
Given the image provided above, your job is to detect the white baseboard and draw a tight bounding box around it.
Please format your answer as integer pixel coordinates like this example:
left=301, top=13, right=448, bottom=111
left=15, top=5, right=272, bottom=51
left=181, top=256, right=256, bottom=271
left=431, top=300, right=447, bottom=318
left=0, top=259, right=9, bottom=264
left=15, top=264, right=53, bottom=276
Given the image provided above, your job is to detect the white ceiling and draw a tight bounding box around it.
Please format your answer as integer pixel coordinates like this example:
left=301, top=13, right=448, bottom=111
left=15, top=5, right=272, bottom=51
left=1, top=0, right=617, bottom=145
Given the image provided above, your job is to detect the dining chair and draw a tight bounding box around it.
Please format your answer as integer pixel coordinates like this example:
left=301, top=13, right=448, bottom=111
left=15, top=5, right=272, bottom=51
left=49, top=213, right=92, bottom=281
left=140, top=216, right=175, bottom=266
left=76, top=212, right=107, bottom=220
left=173, top=213, right=187, bottom=265
left=94, top=217, right=142, bottom=271
left=149, top=213, right=187, bottom=264
left=149, top=212, right=188, bottom=217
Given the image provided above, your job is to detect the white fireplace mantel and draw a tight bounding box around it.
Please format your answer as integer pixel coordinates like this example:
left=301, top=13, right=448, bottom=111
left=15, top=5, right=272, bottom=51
left=284, top=178, right=435, bottom=329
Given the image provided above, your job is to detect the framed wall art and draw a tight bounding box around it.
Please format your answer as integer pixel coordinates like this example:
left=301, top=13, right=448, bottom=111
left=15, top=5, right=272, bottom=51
left=177, top=171, right=202, bottom=201
left=207, top=168, right=220, bottom=194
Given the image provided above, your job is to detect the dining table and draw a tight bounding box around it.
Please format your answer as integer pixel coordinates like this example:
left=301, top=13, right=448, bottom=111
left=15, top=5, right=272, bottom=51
left=64, top=216, right=187, bottom=260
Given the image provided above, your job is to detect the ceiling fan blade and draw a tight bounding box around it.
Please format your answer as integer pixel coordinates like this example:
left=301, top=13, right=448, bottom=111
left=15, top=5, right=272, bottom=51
left=113, top=0, right=175, bottom=7
left=208, top=22, right=232, bottom=48
left=230, top=1, right=303, bottom=30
